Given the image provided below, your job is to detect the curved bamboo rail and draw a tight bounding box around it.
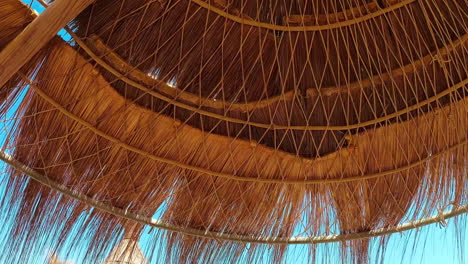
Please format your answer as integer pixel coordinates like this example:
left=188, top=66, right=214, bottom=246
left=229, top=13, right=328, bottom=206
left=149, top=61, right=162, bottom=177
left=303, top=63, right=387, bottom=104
left=18, top=73, right=468, bottom=185
left=87, top=33, right=468, bottom=112
left=35, top=0, right=468, bottom=131
left=0, top=150, right=465, bottom=244
left=284, top=2, right=380, bottom=25
left=69, top=30, right=468, bottom=131
left=190, top=0, right=415, bottom=32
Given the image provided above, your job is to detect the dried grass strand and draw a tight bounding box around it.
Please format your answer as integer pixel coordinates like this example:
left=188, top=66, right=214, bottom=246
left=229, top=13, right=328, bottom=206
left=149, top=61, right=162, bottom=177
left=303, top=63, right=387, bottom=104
left=63, top=28, right=468, bottom=131
left=0, top=1, right=465, bottom=262
left=1, top=150, right=466, bottom=245
left=17, top=72, right=468, bottom=184
left=86, top=33, right=467, bottom=112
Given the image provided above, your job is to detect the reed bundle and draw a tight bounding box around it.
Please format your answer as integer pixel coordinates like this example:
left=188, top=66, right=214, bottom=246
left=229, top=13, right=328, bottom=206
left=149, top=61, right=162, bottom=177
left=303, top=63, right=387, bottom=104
left=0, top=0, right=466, bottom=263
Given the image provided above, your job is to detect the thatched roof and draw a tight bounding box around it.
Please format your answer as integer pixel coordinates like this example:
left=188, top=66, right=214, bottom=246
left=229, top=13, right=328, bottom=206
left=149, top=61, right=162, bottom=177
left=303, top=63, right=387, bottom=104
left=103, top=239, right=149, bottom=264
left=48, top=255, right=73, bottom=264
left=0, top=0, right=466, bottom=263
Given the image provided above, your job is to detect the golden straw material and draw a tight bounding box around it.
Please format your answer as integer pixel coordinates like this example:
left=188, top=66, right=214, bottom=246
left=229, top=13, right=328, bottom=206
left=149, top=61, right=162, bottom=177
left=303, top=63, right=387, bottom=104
left=15, top=71, right=468, bottom=184
left=85, top=33, right=468, bottom=112
left=0, top=150, right=466, bottom=245
left=0, top=0, right=466, bottom=263
left=4, top=40, right=465, bottom=262
left=54, top=27, right=468, bottom=131
left=65, top=0, right=467, bottom=159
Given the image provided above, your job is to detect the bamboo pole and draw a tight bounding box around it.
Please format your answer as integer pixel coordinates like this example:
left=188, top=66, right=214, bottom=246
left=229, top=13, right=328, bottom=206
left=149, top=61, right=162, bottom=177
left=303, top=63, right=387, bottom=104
left=0, top=0, right=95, bottom=88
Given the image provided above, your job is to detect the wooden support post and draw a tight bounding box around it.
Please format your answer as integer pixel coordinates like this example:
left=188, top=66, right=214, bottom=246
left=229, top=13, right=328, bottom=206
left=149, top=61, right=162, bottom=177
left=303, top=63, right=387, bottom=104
left=0, top=0, right=95, bottom=88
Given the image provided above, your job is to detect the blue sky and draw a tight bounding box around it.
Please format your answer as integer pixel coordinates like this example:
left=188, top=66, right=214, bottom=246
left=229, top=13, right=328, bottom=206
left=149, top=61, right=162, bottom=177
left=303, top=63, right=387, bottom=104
left=0, top=1, right=465, bottom=263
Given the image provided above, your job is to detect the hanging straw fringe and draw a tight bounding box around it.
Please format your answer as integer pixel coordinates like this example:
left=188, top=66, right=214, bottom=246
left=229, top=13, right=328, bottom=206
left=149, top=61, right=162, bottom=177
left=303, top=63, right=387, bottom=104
left=0, top=0, right=466, bottom=263
left=0, top=150, right=466, bottom=244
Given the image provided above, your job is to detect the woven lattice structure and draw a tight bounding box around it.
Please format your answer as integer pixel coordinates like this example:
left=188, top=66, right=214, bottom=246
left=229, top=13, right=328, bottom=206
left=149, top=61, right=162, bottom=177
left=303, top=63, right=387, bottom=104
left=0, top=0, right=466, bottom=263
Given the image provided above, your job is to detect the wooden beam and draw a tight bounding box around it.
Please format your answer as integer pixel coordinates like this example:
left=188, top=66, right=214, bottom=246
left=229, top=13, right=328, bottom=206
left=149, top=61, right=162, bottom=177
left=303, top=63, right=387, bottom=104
left=0, top=0, right=95, bottom=88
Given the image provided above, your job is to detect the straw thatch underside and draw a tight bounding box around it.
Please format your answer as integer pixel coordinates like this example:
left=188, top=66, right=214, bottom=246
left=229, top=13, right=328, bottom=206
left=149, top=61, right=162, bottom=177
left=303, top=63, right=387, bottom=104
left=0, top=0, right=466, bottom=263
